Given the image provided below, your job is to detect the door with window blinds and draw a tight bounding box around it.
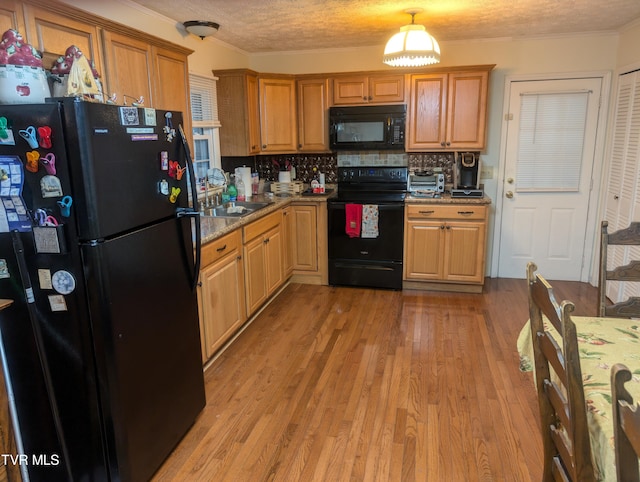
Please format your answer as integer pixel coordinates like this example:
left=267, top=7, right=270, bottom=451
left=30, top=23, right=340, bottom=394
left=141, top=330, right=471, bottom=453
left=602, top=70, right=640, bottom=303
left=498, top=77, right=602, bottom=279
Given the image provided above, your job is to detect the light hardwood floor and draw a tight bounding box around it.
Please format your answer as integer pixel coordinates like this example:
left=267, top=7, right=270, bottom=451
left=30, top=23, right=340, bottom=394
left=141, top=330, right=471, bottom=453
left=152, top=278, right=598, bottom=481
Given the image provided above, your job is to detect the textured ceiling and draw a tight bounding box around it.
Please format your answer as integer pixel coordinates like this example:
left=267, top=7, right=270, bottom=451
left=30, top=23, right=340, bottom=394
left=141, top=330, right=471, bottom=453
left=129, top=0, right=640, bottom=53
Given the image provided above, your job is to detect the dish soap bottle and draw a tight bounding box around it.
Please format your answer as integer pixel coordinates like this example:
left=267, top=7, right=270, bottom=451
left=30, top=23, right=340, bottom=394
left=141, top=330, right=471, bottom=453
left=227, top=175, right=237, bottom=202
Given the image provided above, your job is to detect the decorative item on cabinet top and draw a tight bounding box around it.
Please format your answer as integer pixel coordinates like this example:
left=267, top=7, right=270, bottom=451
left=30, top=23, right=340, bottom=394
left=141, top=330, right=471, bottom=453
left=256, top=154, right=337, bottom=183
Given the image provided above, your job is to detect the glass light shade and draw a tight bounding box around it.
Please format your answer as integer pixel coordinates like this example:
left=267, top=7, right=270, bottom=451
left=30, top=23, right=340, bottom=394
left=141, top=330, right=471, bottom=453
left=383, top=24, right=441, bottom=67
left=183, top=21, right=220, bottom=39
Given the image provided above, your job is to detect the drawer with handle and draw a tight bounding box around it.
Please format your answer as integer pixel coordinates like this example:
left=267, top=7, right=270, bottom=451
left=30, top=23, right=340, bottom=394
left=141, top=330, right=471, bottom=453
left=406, top=204, right=487, bottom=221
left=201, top=230, right=242, bottom=267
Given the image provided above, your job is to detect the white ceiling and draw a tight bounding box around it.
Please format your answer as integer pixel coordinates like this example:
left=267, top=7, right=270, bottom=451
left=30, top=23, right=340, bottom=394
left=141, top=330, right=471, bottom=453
left=129, top=0, right=640, bottom=53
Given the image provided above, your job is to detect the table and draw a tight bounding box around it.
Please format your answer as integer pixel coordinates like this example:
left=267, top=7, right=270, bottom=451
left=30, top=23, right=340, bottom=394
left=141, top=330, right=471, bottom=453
left=518, top=316, right=640, bottom=481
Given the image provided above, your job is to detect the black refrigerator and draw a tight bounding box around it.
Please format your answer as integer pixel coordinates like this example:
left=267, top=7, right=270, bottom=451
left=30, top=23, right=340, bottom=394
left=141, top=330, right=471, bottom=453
left=0, top=99, right=205, bottom=481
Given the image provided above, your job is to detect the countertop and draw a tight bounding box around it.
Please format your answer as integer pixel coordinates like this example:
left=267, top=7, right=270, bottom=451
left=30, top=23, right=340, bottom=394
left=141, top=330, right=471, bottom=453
left=199, top=189, right=490, bottom=245
left=405, top=193, right=492, bottom=205
left=199, top=191, right=334, bottom=244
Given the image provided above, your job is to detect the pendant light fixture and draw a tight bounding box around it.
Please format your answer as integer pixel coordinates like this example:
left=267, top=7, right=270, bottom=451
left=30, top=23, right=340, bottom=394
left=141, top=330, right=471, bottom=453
left=383, top=8, right=440, bottom=67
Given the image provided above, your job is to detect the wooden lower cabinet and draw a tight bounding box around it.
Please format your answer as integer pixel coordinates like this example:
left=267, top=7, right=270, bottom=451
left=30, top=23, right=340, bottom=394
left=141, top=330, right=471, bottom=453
left=198, top=230, right=246, bottom=361
left=290, top=202, right=328, bottom=285
left=282, top=206, right=294, bottom=277
left=243, top=211, right=284, bottom=317
left=404, top=204, right=488, bottom=292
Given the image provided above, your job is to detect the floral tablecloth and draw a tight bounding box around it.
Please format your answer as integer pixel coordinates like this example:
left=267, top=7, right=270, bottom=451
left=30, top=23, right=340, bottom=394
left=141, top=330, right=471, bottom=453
left=517, top=316, right=640, bottom=481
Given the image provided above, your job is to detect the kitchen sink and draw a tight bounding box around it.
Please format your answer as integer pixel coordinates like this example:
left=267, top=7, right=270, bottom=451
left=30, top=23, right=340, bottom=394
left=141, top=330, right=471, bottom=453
left=201, top=201, right=273, bottom=218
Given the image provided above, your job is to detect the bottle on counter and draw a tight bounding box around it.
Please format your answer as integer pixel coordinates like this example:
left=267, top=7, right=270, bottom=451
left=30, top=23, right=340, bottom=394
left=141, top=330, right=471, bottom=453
left=236, top=175, right=246, bottom=202
left=311, top=167, right=325, bottom=194
left=251, top=172, right=259, bottom=195
left=227, top=174, right=237, bottom=202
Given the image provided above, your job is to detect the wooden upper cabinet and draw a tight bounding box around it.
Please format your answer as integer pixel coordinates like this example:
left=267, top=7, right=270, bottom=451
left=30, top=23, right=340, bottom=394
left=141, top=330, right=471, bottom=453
left=297, top=77, right=330, bottom=152
left=101, top=30, right=153, bottom=107
left=22, top=4, right=103, bottom=72
left=217, top=70, right=261, bottom=156
left=407, top=68, right=490, bottom=151
left=333, top=73, right=405, bottom=105
left=407, top=73, right=448, bottom=150
left=259, top=77, right=297, bottom=153
left=152, top=45, right=191, bottom=134
left=446, top=71, right=489, bottom=149
left=0, top=1, right=25, bottom=36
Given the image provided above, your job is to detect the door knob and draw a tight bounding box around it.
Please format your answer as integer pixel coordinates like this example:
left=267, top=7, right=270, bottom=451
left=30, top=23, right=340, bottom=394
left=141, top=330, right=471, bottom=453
left=505, top=191, right=513, bottom=199
left=507, top=177, right=514, bottom=184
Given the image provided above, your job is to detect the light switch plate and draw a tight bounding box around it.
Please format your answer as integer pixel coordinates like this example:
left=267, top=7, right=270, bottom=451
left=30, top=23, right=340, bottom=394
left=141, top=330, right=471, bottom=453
left=480, top=166, right=494, bottom=179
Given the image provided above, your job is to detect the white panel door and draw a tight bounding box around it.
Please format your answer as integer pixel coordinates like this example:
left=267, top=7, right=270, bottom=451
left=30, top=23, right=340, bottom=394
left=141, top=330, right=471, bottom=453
left=497, top=77, right=603, bottom=279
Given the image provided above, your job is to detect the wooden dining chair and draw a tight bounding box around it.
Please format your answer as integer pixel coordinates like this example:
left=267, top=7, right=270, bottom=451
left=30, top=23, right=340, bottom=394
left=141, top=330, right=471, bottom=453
left=598, top=220, right=640, bottom=317
left=611, top=363, right=640, bottom=482
left=526, top=261, right=596, bottom=482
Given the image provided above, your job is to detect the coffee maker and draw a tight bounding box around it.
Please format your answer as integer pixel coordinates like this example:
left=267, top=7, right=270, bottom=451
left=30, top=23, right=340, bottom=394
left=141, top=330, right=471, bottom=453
left=452, top=152, right=483, bottom=197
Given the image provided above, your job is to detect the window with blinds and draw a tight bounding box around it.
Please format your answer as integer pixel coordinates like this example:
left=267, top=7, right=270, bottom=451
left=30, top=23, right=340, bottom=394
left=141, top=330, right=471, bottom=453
left=189, top=74, right=221, bottom=178
left=516, top=91, right=590, bottom=192
left=190, top=74, right=220, bottom=126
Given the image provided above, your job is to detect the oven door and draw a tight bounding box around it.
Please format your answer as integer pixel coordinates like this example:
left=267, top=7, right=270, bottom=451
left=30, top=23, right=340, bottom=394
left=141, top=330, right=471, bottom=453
left=327, top=200, right=404, bottom=289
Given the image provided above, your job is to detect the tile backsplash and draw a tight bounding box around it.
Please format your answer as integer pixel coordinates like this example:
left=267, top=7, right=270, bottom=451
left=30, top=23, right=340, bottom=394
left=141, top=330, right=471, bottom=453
left=256, top=154, right=338, bottom=183
left=222, top=151, right=461, bottom=185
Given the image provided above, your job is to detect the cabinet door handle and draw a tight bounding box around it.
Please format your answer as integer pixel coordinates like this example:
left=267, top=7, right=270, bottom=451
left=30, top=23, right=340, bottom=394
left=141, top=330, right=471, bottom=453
left=197, top=281, right=202, bottom=287
left=446, top=225, right=451, bottom=229
left=216, top=244, right=227, bottom=252
left=457, top=211, right=475, bottom=216
left=237, top=255, right=242, bottom=261
left=262, top=145, right=267, bottom=149
left=440, top=225, right=445, bottom=229
left=419, top=210, right=435, bottom=215
left=440, top=141, right=446, bottom=147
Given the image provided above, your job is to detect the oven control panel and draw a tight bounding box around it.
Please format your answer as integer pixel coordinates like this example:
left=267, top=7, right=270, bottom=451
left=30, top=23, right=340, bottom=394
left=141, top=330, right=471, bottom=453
left=338, top=167, right=408, bottom=183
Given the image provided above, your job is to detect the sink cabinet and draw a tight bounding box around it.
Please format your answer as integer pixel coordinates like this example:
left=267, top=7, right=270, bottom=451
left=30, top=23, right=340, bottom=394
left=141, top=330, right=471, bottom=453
left=403, top=204, right=488, bottom=292
left=198, top=230, right=246, bottom=361
left=243, top=211, right=284, bottom=316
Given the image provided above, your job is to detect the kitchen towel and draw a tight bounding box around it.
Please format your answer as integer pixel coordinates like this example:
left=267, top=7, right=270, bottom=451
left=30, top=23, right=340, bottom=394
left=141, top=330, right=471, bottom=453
left=345, top=203, right=362, bottom=238
left=361, top=204, right=379, bottom=238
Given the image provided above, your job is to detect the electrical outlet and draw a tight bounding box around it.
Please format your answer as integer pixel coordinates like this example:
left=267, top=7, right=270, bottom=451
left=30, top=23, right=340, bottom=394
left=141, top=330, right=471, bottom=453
left=480, top=166, right=494, bottom=179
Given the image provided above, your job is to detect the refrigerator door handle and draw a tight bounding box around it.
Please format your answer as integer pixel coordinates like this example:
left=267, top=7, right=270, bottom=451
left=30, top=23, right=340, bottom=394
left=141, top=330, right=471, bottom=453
left=178, top=124, right=201, bottom=291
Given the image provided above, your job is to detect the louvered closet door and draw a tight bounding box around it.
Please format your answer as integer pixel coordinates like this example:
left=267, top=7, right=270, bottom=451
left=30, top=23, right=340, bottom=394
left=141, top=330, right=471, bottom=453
left=602, top=70, right=640, bottom=303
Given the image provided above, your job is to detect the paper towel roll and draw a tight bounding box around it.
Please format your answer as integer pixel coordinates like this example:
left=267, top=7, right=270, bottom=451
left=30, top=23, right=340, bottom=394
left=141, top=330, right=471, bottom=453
left=278, top=171, right=291, bottom=183
left=235, top=166, right=252, bottom=199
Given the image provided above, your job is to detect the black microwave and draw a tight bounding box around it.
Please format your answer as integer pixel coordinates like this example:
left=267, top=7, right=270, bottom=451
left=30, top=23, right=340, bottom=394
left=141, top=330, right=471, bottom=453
left=329, top=104, right=406, bottom=151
